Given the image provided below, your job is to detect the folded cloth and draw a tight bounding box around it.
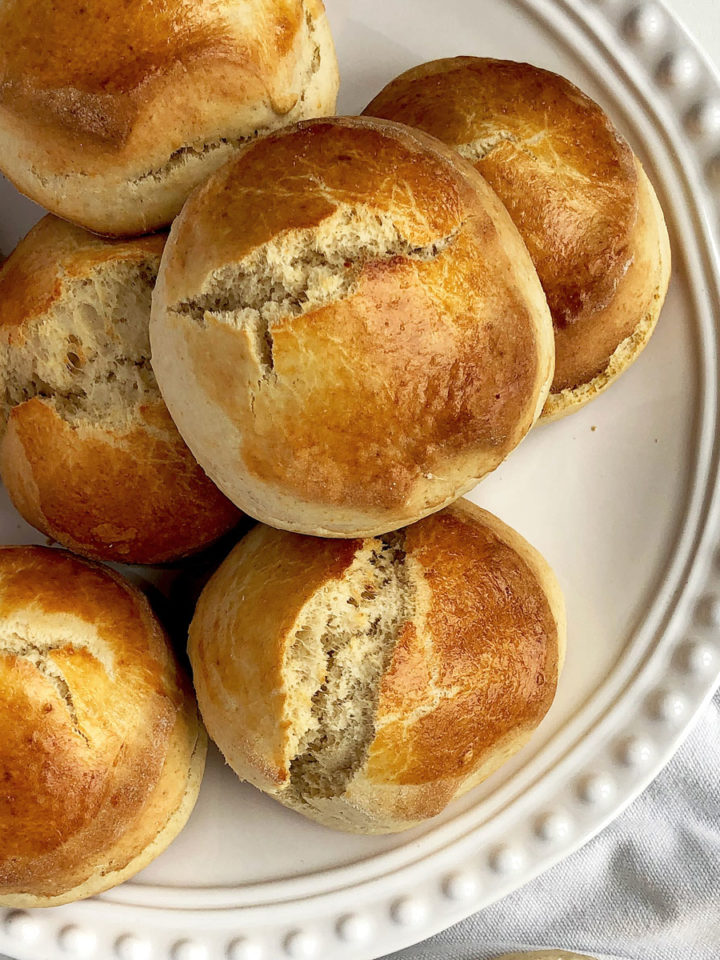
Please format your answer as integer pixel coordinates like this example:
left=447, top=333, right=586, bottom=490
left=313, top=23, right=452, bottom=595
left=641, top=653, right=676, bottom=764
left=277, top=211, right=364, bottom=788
left=385, top=689, right=720, bottom=960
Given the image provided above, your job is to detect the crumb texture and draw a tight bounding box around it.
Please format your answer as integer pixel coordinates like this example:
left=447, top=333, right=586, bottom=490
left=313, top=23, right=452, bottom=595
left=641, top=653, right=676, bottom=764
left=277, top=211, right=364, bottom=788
left=282, top=533, right=412, bottom=803
left=1, top=260, right=160, bottom=428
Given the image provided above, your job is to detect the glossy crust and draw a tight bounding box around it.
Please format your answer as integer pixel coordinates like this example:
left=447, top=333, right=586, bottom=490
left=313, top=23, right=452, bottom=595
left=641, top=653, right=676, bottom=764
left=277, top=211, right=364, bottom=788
left=0, top=546, right=207, bottom=906
left=189, top=500, right=566, bottom=833
left=151, top=116, right=555, bottom=536
left=364, top=58, right=671, bottom=419
left=0, top=216, right=240, bottom=564
left=0, top=0, right=339, bottom=235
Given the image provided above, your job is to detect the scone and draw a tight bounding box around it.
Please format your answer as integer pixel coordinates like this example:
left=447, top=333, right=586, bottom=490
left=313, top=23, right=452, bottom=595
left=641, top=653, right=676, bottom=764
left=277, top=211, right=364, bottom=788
left=189, top=499, right=566, bottom=834
left=364, top=58, right=671, bottom=421
left=150, top=116, right=555, bottom=537
left=0, top=0, right=339, bottom=235
left=0, top=216, right=240, bottom=564
left=0, top=546, right=206, bottom=907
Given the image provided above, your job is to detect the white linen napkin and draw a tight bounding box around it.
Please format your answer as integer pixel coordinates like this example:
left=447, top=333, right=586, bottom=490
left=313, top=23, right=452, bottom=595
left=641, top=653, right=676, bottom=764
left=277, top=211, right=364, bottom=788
left=384, top=689, right=720, bottom=960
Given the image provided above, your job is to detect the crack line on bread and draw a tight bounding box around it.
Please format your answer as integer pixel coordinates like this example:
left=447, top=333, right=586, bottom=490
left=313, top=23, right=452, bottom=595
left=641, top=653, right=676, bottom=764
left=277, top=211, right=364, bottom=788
left=283, top=531, right=413, bottom=807
left=131, top=135, right=255, bottom=186
left=131, top=7, right=323, bottom=187
left=0, top=632, right=95, bottom=742
left=170, top=206, right=464, bottom=382
left=457, top=129, right=594, bottom=185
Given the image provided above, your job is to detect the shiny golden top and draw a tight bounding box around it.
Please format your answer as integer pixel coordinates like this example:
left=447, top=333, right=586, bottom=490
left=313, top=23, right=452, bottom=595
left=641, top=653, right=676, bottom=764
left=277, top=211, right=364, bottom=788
left=364, top=58, right=649, bottom=394
left=0, top=547, right=200, bottom=901
left=0, top=0, right=308, bottom=147
left=153, top=116, right=555, bottom=532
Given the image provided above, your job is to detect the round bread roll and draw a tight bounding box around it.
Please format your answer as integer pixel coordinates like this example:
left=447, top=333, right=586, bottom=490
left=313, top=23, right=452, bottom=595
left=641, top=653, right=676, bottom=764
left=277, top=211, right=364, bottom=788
left=0, top=0, right=338, bottom=236
left=0, top=216, right=240, bottom=564
left=151, top=116, right=555, bottom=537
left=189, top=499, right=566, bottom=834
left=364, top=58, right=671, bottom=421
left=0, top=546, right=206, bottom=907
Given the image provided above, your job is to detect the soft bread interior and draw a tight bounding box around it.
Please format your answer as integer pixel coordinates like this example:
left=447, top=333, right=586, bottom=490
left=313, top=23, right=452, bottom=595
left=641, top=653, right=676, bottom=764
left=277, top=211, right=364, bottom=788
left=1, top=260, right=160, bottom=430
left=170, top=204, right=461, bottom=375
left=281, top=533, right=413, bottom=807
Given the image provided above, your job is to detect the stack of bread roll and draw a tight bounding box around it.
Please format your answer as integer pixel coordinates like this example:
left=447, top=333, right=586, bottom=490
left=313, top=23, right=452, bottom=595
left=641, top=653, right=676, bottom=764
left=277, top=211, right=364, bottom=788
left=0, top=0, right=669, bottom=906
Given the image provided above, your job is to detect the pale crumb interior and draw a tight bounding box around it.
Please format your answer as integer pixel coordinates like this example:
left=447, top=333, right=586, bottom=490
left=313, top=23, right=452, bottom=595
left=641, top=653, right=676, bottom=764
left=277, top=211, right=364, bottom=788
left=281, top=532, right=412, bottom=802
left=0, top=260, right=160, bottom=429
left=132, top=136, right=250, bottom=186
left=172, top=205, right=460, bottom=375
left=457, top=129, right=552, bottom=166
left=456, top=130, right=519, bottom=161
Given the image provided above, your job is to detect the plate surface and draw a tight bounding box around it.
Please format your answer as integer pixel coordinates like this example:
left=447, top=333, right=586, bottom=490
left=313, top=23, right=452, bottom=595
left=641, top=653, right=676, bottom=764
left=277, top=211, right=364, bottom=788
left=2, top=0, right=720, bottom=958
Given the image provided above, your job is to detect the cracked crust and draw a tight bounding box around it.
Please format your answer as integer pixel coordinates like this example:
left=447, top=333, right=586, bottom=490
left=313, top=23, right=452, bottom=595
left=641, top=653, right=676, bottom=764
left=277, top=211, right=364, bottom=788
left=0, top=546, right=207, bottom=906
left=150, top=116, right=555, bottom=536
left=0, top=216, right=240, bottom=564
left=364, top=57, right=671, bottom=418
left=0, top=0, right=339, bottom=234
left=188, top=500, right=566, bottom=833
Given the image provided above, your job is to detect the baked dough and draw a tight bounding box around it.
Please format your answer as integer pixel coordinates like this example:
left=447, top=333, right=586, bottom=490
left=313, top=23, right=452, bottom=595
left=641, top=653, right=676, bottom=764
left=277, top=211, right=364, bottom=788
left=188, top=499, right=565, bottom=833
left=150, top=116, right=555, bottom=536
left=0, top=216, right=240, bottom=564
left=0, top=0, right=339, bottom=235
left=0, top=546, right=206, bottom=906
left=364, top=57, right=671, bottom=420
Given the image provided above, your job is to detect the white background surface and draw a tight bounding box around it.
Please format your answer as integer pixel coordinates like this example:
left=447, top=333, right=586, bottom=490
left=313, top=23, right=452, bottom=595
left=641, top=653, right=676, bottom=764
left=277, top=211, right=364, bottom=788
left=665, top=1, right=720, bottom=64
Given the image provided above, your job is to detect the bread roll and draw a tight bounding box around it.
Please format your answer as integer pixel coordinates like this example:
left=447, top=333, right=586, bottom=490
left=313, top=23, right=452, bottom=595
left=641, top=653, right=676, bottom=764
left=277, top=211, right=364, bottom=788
left=189, top=499, right=565, bottom=834
left=0, top=216, right=240, bottom=564
left=364, top=58, right=671, bottom=421
left=0, top=546, right=206, bottom=906
left=0, top=0, right=338, bottom=235
left=151, top=116, right=555, bottom=537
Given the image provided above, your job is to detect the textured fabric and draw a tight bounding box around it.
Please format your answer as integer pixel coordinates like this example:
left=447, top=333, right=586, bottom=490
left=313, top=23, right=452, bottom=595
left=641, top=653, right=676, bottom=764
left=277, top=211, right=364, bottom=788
left=385, top=690, right=720, bottom=960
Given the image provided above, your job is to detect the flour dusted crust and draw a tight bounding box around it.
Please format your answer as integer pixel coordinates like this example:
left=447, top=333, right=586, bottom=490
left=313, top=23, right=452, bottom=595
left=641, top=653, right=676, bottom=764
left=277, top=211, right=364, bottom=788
left=189, top=500, right=565, bottom=833
left=0, top=0, right=339, bottom=235
left=151, top=116, right=555, bottom=536
left=364, top=57, right=671, bottom=419
left=0, top=546, right=206, bottom=906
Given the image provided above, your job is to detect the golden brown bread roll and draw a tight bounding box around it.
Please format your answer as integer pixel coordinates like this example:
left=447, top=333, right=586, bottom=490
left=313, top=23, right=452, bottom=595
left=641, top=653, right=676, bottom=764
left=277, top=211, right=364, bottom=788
left=150, top=116, right=555, bottom=537
left=0, top=216, right=240, bottom=564
left=189, top=499, right=565, bottom=834
left=0, top=546, right=206, bottom=907
left=0, top=0, right=338, bottom=235
left=364, top=57, right=671, bottom=421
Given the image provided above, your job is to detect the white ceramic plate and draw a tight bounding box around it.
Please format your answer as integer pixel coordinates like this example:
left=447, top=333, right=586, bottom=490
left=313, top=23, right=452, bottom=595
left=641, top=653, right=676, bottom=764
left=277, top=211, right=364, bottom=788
left=2, top=1, right=720, bottom=959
